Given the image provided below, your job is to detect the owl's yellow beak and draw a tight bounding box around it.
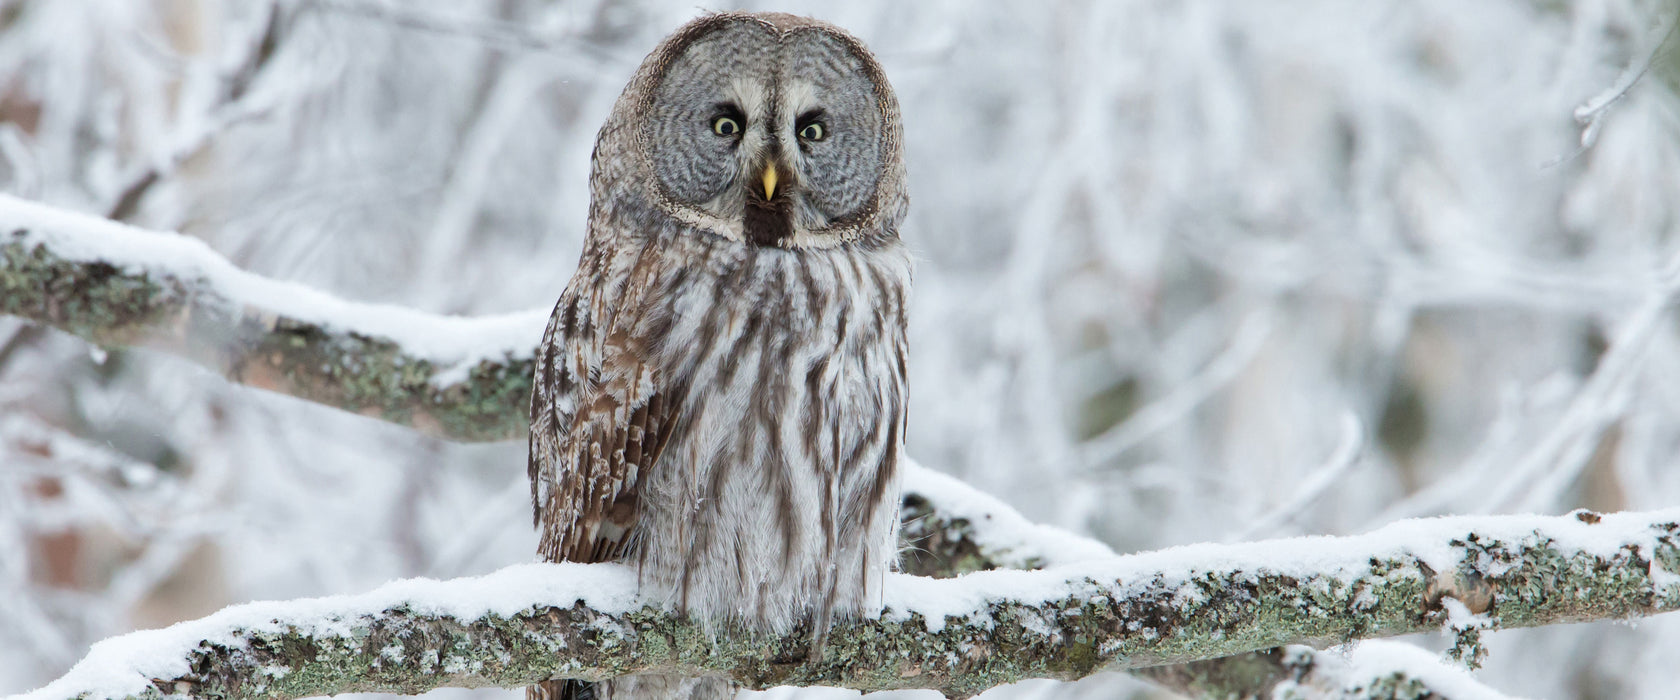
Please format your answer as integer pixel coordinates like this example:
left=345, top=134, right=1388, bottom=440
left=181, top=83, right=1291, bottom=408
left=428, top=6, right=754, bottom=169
left=761, top=165, right=779, bottom=200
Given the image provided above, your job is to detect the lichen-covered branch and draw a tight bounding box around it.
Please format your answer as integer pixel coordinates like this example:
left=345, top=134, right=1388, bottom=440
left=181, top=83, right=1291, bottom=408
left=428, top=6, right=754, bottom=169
left=0, top=194, right=542, bottom=441
left=896, top=467, right=1562, bottom=700
left=25, top=509, right=1680, bottom=700
left=0, top=195, right=1552, bottom=700
left=1131, top=644, right=1513, bottom=700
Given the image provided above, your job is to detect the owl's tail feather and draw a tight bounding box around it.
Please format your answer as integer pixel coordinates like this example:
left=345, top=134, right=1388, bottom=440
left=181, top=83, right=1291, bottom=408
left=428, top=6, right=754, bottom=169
left=528, top=680, right=598, bottom=700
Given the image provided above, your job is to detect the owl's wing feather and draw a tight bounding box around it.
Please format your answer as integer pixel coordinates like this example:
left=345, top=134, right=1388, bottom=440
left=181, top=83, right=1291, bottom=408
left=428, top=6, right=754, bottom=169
left=530, top=263, right=681, bottom=565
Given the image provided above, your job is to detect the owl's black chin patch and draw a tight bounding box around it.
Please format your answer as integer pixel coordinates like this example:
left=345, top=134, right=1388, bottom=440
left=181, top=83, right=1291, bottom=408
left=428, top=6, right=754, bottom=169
left=744, top=194, right=793, bottom=247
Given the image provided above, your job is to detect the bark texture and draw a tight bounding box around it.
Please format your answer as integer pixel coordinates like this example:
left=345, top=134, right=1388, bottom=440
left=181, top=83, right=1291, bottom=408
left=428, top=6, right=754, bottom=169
left=26, top=510, right=1680, bottom=700
left=0, top=222, right=532, bottom=442
left=3, top=198, right=1657, bottom=700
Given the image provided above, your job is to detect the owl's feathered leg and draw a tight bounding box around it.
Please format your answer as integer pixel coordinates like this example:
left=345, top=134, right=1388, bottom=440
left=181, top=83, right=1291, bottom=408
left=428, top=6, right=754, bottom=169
left=528, top=679, right=595, bottom=700
left=602, top=674, right=739, bottom=700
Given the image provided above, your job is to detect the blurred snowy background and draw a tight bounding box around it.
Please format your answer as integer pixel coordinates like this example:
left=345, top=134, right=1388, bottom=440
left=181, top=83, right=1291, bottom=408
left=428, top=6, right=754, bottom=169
left=2, top=0, right=1679, bottom=698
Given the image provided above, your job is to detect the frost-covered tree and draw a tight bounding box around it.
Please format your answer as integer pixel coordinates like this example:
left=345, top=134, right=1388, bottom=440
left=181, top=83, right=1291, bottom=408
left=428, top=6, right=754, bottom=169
left=2, top=1, right=1680, bottom=699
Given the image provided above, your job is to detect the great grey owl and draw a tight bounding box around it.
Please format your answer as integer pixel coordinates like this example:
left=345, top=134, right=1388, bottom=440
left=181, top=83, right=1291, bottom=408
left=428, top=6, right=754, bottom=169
left=527, top=12, right=910, bottom=700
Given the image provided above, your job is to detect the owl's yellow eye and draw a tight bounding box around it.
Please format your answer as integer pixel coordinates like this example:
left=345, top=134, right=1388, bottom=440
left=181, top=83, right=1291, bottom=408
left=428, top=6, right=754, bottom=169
left=712, top=116, right=741, bottom=136
left=798, top=122, right=826, bottom=141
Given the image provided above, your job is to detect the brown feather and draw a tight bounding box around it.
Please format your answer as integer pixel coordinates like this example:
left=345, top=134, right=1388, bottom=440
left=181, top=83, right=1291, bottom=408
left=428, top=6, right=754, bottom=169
left=529, top=11, right=912, bottom=700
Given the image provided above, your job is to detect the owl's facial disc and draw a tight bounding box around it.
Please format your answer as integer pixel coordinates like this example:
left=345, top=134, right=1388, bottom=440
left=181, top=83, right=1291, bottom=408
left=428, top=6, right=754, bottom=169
left=643, top=18, right=888, bottom=247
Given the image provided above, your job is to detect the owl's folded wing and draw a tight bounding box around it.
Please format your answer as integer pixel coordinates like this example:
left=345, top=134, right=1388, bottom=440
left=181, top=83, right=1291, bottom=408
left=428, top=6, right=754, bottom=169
left=529, top=289, right=682, bottom=565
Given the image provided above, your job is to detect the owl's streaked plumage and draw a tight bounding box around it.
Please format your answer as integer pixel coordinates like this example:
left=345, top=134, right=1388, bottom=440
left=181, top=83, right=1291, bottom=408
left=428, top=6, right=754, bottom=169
left=527, top=12, right=910, bottom=700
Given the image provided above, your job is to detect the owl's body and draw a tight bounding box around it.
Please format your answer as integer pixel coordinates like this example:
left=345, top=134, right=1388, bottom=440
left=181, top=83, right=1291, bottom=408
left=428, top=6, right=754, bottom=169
left=528, top=12, right=910, bottom=700
left=532, top=209, right=911, bottom=627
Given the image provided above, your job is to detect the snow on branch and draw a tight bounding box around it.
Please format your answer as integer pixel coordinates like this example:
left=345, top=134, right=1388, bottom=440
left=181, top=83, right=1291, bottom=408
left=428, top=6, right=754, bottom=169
left=902, top=466, right=1529, bottom=700
left=0, top=195, right=1588, bottom=700
left=23, top=508, right=1680, bottom=700
left=0, top=194, right=546, bottom=441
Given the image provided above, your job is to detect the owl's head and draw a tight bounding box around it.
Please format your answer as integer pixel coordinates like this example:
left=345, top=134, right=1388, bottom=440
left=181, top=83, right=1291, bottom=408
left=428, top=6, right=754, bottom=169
left=604, top=12, right=906, bottom=248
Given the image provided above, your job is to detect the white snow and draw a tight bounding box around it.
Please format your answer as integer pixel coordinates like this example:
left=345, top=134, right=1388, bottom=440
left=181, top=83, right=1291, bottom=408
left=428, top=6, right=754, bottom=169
left=1442, top=597, right=1493, bottom=633
left=7, top=191, right=1679, bottom=693
left=17, top=501, right=1679, bottom=697
left=879, top=506, right=1680, bottom=633
left=0, top=194, right=550, bottom=384
left=1342, top=640, right=1531, bottom=700
left=7, top=3, right=1680, bottom=697
left=15, top=562, right=637, bottom=700
left=898, top=460, right=1678, bottom=639
left=901, top=459, right=1116, bottom=568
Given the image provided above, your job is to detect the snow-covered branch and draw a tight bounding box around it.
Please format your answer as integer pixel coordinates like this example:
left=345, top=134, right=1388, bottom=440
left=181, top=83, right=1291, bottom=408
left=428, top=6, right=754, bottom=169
left=24, top=508, right=1680, bottom=700
left=902, top=468, right=1527, bottom=700
left=0, top=195, right=1594, bottom=700
left=0, top=194, right=543, bottom=441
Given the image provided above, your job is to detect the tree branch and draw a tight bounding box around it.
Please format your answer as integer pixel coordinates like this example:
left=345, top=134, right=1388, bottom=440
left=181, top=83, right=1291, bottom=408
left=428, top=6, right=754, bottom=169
left=902, top=466, right=1524, bottom=700
left=0, top=194, right=541, bottom=441
left=0, top=195, right=1627, bottom=699
left=23, top=508, right=1678, bottom=700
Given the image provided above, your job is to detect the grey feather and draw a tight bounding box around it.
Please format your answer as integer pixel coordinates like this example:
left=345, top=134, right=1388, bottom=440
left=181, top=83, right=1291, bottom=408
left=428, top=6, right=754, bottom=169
left=528, top=12, right=911, bottom=700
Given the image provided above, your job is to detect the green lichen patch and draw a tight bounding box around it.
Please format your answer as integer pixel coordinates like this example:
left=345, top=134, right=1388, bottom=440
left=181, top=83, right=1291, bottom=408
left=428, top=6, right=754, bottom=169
left=0, top=235, right=180, bottom=346
left=897, top=494, right=995, bottom=578
left=1, top=230, right=535, bottom=443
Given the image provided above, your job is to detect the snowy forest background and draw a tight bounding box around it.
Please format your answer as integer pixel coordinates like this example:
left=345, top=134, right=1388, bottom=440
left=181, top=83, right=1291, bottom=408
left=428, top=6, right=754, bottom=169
left=2, top=0, right=1679, bottom=698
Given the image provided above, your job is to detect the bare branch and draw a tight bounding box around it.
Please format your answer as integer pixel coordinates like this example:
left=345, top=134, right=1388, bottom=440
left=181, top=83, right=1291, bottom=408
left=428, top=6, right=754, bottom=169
left=305, top=0, right=625, bottom=62
left=107, top=1, right=293, bottom=222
